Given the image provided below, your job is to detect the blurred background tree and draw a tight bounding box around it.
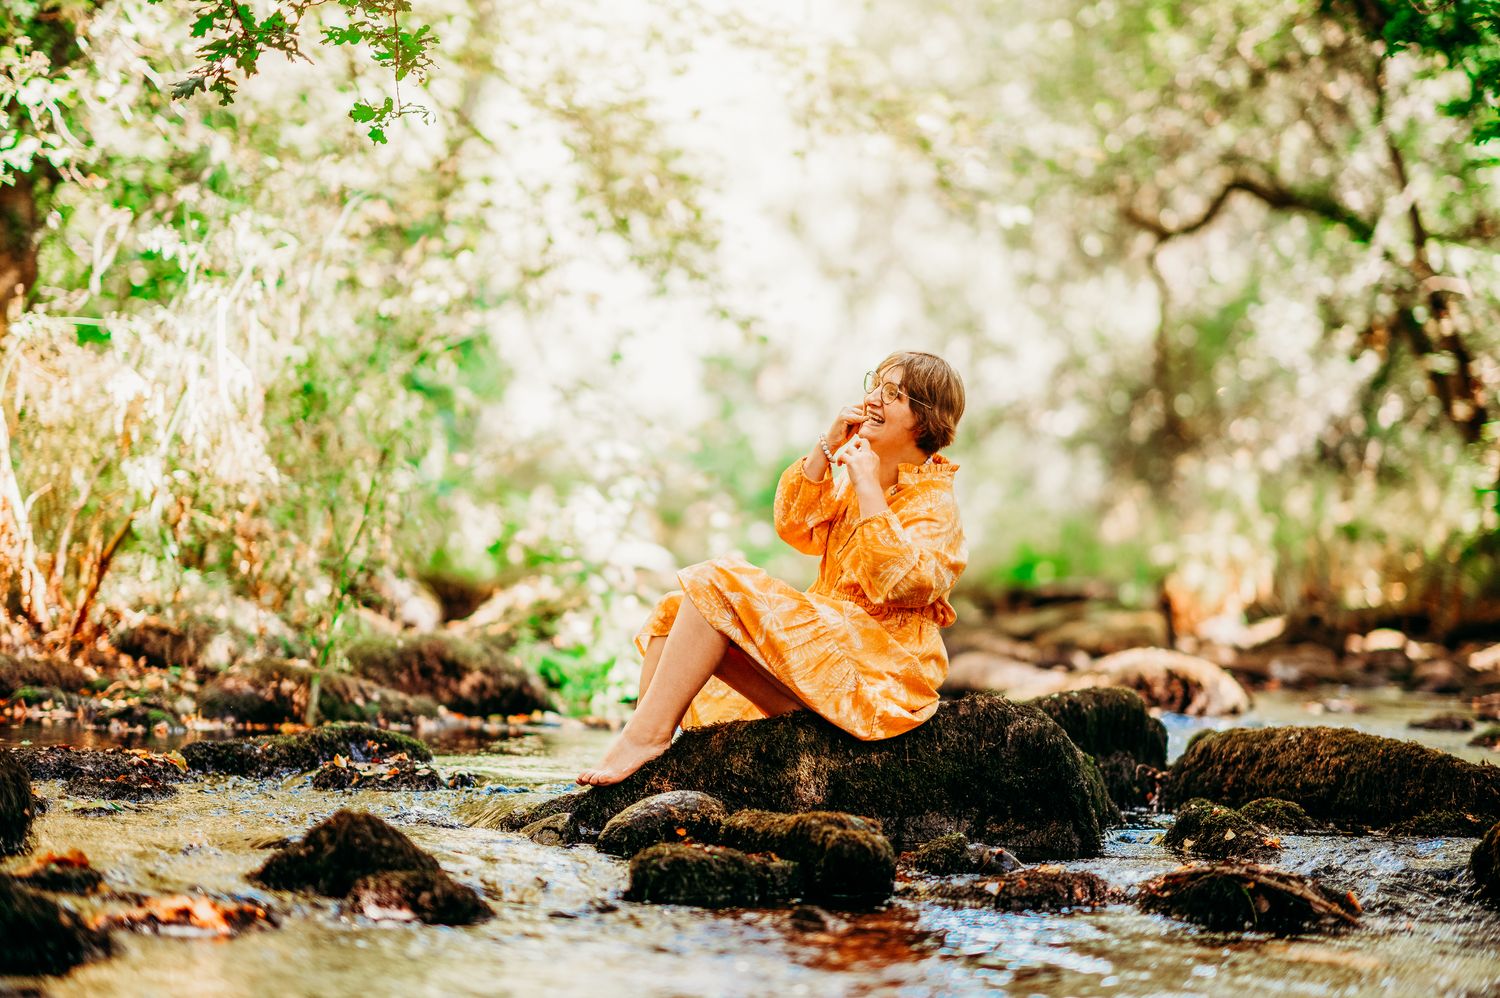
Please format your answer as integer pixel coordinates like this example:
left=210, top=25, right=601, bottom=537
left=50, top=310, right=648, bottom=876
left=1, top=0, right=1497, bottom=711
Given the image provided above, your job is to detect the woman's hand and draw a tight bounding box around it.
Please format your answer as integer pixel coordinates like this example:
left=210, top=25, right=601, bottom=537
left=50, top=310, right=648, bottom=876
left=837, top=435, right=880, bottom=490
left=826, top=404, right=866, bottom=450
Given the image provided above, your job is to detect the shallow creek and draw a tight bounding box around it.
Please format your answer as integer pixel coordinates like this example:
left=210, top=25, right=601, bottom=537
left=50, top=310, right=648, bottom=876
left=3, top=688, right=1499, bottom=997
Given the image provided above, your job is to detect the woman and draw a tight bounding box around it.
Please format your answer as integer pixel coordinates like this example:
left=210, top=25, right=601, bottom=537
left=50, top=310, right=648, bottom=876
left=577, top=351, right=967, bottom=786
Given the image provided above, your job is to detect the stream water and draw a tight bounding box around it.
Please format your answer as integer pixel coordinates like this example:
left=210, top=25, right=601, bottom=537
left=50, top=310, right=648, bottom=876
left=3, top=687, right=1499, bottom=997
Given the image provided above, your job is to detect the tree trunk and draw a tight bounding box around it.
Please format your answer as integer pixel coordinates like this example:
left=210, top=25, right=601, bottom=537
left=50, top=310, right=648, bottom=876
left=0, top=407, right=52, bottom=633
left=0, top=173, right=39, bottom=340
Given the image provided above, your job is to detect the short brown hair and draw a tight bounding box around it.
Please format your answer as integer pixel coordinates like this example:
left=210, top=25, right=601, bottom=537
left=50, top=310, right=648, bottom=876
left=876, top=351, right=965, bottom=454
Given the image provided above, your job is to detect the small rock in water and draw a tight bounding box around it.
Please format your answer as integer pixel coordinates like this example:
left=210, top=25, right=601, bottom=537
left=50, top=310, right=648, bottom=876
left=1, top=750, right=36, bottom=856
left=0, top=876, right=113, bottom=975
left=596, top=791, right=728, bottom=857
left=1470, top=821, right=1500, bottom=901
left=787, top=904, right=843, bottom=932
left=1136, top=862, right=1361, bottom=933
left=909, top=866, right=1112, bottom=912
left=716, top=810, right=896, bottom=902
left=625, top=843, right=798, bottom=908
left=345, top=870, right=494, bottom=925
left=1385, top=811, right=1489, bottom=837
left=907, top=833, right=1022, bottom=875
left=64, top=771, right=178, bottom=803
left=1409, top=713, right=1475, bottom=732
left=1165, top=800, right=1282, bottom=861
left=1237, top=798, right=1327, bottom=834
left=1468, top=726, right=1500, bottom=749
left=520, top=812, right=571, bottom=846
left=13, top=851, right=104, bottom=894
left=310, top=755, right=444, bottom=792
left=249, top=810, right=491, bottom=926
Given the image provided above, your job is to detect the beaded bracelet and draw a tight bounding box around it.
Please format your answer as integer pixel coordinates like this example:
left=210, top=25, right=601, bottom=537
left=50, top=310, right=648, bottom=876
left=818, top=434, right=836, bottom=464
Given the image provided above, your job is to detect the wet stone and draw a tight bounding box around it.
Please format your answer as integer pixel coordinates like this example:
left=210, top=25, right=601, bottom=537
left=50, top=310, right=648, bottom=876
left=520, top=812, right=572, bottom=846
left=1468, top=726, right=1500, bottom=749
left=64, top=771, right=179, bottom=803
left=182, top=724, right=431, bottom=778
left=310, top=757, right=445, bottom=792
left=1027, top=687, right=1168, bottom=810
left=345, top=870, right=494, bottom=926
left=596, top=791, right=728, bottom=857
left=717, top=811, right=896, bottom=902
left=1471, top=821, right=1500, bottom=902
left=1136, top=862, right=1361, bottom=933
left=1409, top=712, right=1475, bottom=732
left=1, top=750, right=35, bottom=856
left=569, top=694, right=1115, bottom=860
left=1164, top=800, right=1281, bottom=862
left=0, top=876, right=113, bottom=976
left=1237, top=798, right=1327, bottom=834
left=625, top=843, right=799, bottom=908
left=12, top=851, right=104, bottom=895
left=907, top=866, right=1113, bottom=913
left=1166, top=725, right=1500, bottom=831
left=250, top=810, right=441, bottom=897
left=907, top=833, right=1023, bottom=876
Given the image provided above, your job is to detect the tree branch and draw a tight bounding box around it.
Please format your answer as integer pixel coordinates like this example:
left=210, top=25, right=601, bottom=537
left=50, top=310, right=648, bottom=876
left=1122, top=174, right=1376, bottom=244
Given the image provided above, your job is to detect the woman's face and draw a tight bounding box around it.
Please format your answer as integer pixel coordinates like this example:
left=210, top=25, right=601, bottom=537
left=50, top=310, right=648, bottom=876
left=858, top=365, right=922, bottom=454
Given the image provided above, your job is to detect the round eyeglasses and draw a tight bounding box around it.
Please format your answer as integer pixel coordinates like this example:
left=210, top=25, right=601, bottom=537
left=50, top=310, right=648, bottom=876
left=864, top=371, right=930, bottom=409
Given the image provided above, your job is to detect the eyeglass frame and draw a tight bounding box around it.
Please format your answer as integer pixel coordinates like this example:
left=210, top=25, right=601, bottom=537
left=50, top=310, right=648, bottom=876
left=864, top=370, right=931, bottom=410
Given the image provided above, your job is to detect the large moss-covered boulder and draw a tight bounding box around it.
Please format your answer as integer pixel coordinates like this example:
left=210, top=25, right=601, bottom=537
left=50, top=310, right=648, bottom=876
left=1027, top=687, right=1167, bottom=808
left=0, top=876, right=114, bottom=975
left=1472, top=821, right=1500, bottom=901
left=1166, top=726, right=1500, bottom=831
left=568, top=694, right=1117, bottom=859
left=717, top=810, right=895, bottom=901
left=624, top=843, right=799, bottom=907
left=1, top=750, right=35, bottom=856
left=344, top=632, right=551, bottom=717
left=181, top=724, right=430, bottom=777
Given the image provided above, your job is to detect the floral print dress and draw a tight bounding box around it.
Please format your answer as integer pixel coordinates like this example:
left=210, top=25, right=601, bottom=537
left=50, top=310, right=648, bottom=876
left=635, top=455, right=966, bottom=740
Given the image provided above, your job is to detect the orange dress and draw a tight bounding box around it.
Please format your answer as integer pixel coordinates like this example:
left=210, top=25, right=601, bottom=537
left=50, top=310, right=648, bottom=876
left=635, top=455, right=966, bottom=740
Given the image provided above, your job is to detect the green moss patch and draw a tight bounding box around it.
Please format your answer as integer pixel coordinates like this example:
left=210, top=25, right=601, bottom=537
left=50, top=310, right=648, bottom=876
left=569, top=693, right=1116, bottom=859
left=1237, top=798, right=1326, bottom=834
left=1164, top=800, right=1281, bottom=861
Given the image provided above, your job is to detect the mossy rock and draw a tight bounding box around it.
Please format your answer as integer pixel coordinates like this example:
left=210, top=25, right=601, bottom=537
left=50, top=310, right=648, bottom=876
left=1, top=751, right=35, bottom=856
left=625, top=843, right=799, bottom=907
left=310, top=758, right=445, bottom=792
left=1166, top=726, right=1500, bottom=831
left=251, top=810, right=440, bottom=896
left=1137, top=862, right=1361, bottom=933
left=0, top=656, right=90, bottom=698
left=1238, top=798, right=1327, bottom=834
left=520, top=812, right=572, bottom=845
left=569, top=694, right=1116, bottom=860
left=0, top=875, right=114, bottom=975
left=344, top=632, right=552, bottom=717
left=717, top=810, right=895, bottom=901
left=1409, top=713, right=1474, bottom=732
left=181, top=724, right=430, bottom=778
left=9, top=745, right=188, bottom=784
left=64, top=771, right=179, bottom=803
left=13, top=852, right=105, bottom=895
left=1468, top=726, right=1500, bottom=749
left=908, top=866, right=1112, bottom=912
left=1386, top=811, right=1489, bottom=837
left=596, top=791, right=728, bottom=857
left=907, top=832, right=1022, bottom=876
left=1471, top=821, right=1500, bottom=901
left=344, top=869, right=493, bottom=925
left=1164, top=801, right=1280, bottom=861
left=1027, top=687, right=1168, bottom=810
left=198, top=658, right=439, bottom=727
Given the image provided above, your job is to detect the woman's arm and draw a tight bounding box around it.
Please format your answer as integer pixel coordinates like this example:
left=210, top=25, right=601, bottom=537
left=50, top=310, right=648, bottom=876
left=841, top=484, right=967, bottom=609
left=775, top=405, right=868, bottom=554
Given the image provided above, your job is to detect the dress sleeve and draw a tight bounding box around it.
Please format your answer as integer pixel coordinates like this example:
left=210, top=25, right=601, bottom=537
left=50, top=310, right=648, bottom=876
left=774, top=457, right=840, bottom=556
left=841, top=483, right=966, bottom=609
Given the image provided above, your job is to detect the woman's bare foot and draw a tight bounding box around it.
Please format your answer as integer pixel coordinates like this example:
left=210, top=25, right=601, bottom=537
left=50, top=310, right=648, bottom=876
left=576, top=727, right=672, bottom=786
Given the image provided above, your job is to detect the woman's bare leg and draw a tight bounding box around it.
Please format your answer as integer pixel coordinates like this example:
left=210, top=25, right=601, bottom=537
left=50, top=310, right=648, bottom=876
left=577, top=600, right=804, bottom=786
left=638, top=635, right=666, bottom=700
